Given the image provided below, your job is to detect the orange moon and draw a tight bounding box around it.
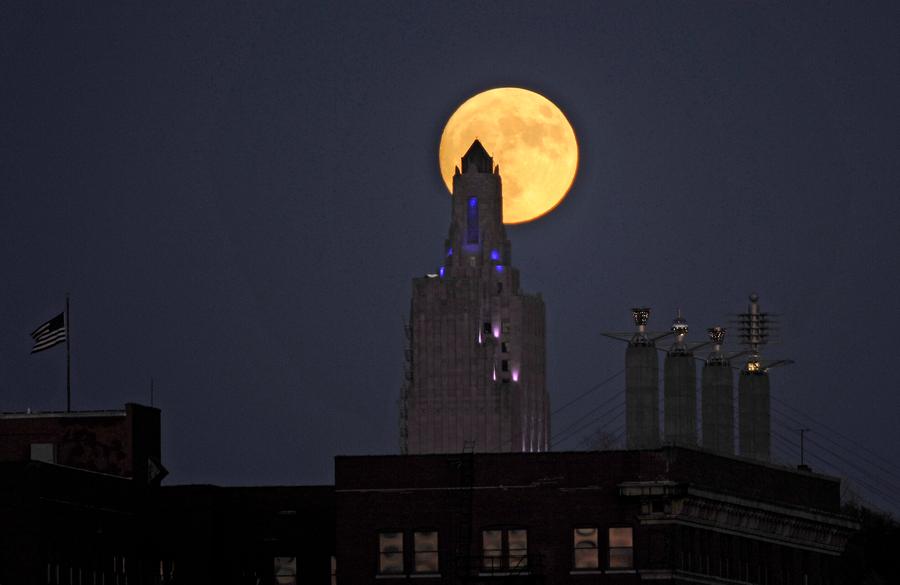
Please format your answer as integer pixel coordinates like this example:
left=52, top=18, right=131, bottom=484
left=439, top=87, right=579, bottom=224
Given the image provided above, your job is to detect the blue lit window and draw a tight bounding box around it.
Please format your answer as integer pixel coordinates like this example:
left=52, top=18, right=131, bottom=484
left=439, top=266, right=445, bottom=277
left=447, top=247, right=453, bottom=257
left=467, top=197, right=478, bottom=244
left=495, top=265, right=504, bottom=273
left=490, top=249, right=500, bottom=261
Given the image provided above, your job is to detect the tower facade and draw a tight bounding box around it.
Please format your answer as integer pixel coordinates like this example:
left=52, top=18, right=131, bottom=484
left=401, top=140, right=549, bottom=454
left=702, top=327, right=734, bottom=455
left=663, top=313, right=697, bottom=446
left=625, top=308, right=660, bottom=449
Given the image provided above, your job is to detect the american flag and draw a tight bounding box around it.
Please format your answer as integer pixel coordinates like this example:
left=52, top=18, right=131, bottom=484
left=31, top=312, right=66, bottom=353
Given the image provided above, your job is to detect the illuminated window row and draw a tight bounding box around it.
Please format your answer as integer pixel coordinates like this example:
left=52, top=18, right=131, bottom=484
left=377, top=526, right=634, bottom=576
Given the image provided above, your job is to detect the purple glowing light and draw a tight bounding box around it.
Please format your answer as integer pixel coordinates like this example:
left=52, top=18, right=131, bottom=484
left=490, top=249, right=500, bottom=261
left=511, top=368, right=520, bottom=382
left=492, top=324, right=500, bottom=338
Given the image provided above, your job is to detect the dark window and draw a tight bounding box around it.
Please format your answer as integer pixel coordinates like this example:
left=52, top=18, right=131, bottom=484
left=501, top=342, right=508, bottom=353
left=501, top=360, right=509, bottom=372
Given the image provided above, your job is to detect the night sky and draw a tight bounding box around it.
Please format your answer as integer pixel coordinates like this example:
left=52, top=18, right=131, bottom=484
left=2, top=2, right=898, bottom=509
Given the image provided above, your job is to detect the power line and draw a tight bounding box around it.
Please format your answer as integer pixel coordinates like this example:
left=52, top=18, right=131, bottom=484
left=553, top=400, right=625, bottom=447
left=551, top=387, right=624, bottom=442
left=552, top=401, right=625, bottom=449
left=770, top=421, right=900, bottom=496
left=771, top=395, right=900, bottom=477
left=771, top=426, right=900, bottom=515
left=771, top=406, right=900, bottom=484
left=552, top=369, right=624, bottom=415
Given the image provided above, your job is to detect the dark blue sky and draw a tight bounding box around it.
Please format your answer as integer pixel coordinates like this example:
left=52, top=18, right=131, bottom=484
left=2, top=1, right=898, bottom=509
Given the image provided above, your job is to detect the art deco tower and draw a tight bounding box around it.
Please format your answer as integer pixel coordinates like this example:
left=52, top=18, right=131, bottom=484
left=400, top=140, right=549, bottom=454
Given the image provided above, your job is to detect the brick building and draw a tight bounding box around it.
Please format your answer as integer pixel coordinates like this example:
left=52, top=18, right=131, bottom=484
left=0, top=403, right=163, bottom=585
left=0, top=402, right=162, bottom=482
left=335, top=447, right=857, bottom=584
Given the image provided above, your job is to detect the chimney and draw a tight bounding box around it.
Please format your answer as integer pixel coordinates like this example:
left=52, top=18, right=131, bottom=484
left=625, top=308, right=660, bottom=449
left=663, top=310, right=697, bottom=446
left=701, top=327, right=734, bottom=455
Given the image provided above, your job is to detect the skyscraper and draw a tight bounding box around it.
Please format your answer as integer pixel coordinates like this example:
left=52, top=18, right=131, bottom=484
left=400, top=140, right=550, bottom=454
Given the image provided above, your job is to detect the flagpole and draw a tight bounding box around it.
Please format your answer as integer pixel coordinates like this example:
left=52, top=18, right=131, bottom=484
left=66, top=294, right=71, bottom=412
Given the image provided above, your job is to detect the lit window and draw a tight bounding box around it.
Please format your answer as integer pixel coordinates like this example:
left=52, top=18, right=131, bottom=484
left=467, top=197, right=479, bottom=244
left=274, top=557, right=297, bottom=585
left=508, top=529, right=528, bottom=569
left=573, top=528, right=599, bottom=569
left=482, top=529, right=528, bottom=572
left=608, top=527, right=633, bottom=569
left=482, top=530, right=503, bottom=570
left=379, top=532, right=404, bottom=574
left=414, top=531, right=439, bottom=574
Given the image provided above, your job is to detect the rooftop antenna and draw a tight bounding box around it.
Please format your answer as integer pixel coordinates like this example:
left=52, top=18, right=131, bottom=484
left=732, top=293, right=793, bottom=372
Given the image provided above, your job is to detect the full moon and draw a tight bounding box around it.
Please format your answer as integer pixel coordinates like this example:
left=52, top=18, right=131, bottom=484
left=439, top=87, right=578, bottom=224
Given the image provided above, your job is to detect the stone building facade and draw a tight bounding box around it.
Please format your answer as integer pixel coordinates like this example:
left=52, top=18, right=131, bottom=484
left=401, top=140, right=549, bottom=454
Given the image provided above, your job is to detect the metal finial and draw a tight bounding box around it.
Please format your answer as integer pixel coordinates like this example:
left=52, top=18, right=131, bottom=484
left=707, top=326, right=726, bottom=345
left=631, top=308, right=650, bottom=328
left=671, top=311, right=688, bottom=337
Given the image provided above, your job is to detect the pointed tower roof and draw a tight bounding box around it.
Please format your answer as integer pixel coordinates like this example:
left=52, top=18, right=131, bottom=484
left=461, top=139, right=494, bottom=174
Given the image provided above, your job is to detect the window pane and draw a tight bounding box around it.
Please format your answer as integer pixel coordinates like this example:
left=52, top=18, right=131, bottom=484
left=609, top=527, right=633, bottom=569
left=608, top=527, right=633, bottom=548
left=274, top=557, right=296, bottom=585
left=574, top=528, right=599, bottom=569
left=574, top=548, right=599, bottom=569
left=415, top=552, right=439, bottom=574
left=379, top=533, right=404, bottom=574
left=609, top=548, right=634, bottom=569
left=414, top=532, right=439, bottom=573
left=482, top=530, right=502, bottom=570
left=508, top=529, right=528, bottom=569
left=414, top=531, right=438, bottom=552
left=508, top=529, right=527, bottom=551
